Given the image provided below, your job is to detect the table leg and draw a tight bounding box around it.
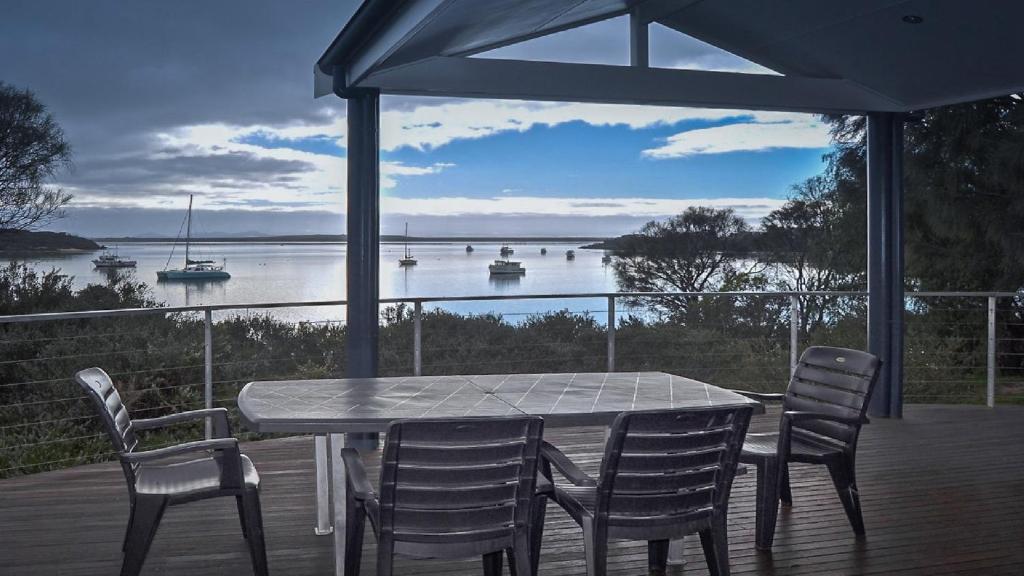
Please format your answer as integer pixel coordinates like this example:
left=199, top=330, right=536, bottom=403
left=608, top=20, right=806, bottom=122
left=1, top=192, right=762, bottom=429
left=314, top=434, right=333, bottom=535
left=668, top=537, right=686, bottom=566
left=331, top=433, right=348, bottom=576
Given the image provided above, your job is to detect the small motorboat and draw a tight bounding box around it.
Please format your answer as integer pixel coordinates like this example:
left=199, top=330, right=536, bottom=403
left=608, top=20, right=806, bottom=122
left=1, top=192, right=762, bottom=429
left=488, top=259, right=526, bottom=275
left=540, top=248, right=547, bottom=255
left=500, top=244, right=514, bottom=257
left=466, top=245, right=474, bottom=253
left=92, top=249, right=136, bottom=269
left=566, top=250, right=575, bottom=261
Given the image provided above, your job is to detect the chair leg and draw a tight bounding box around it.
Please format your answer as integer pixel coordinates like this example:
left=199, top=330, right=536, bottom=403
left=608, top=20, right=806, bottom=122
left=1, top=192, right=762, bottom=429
left=581, top=517, right=607, bottom=576
left=648, top=539, right=669, bottom=574
left=511, top=531, right=532, bottom=576
left=122, top=501, right=136, bottom=552
left=236, top=495, right=250, bottom=539
left=754, top=460, right=781, bottom=551
left=120, top=495, right=167, bottom=576
left=827, top=459, right=866, bottom=536
left=698, top=517, right=730, bottom=576
left=779, top=463, right=793, bottom=506
left=529, top=495, right=547, bottom=576
left=483, top=551, right=503, bottom=576
left=377, top=536, right=395, bottom=576
left=344, top=500, right=366, bottom=576
left=241, top=489, right=269, bottom=576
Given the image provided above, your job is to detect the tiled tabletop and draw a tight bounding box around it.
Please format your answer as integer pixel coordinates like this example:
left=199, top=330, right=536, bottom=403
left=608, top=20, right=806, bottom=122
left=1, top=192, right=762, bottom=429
left=238, top=372, right=761, bottom=433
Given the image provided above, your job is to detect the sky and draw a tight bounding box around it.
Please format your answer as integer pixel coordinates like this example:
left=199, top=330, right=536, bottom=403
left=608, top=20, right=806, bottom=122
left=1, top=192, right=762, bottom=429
left=0, top=1, right=834, bottom=238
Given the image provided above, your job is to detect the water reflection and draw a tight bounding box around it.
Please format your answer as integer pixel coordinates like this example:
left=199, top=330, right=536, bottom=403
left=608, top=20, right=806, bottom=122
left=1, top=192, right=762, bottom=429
left=488, top=274, right=522, bottom=289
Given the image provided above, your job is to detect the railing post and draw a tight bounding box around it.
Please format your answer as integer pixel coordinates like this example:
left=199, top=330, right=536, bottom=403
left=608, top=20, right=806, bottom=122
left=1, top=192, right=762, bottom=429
left=789, top=294, right=800, bottom=377
left=987, top=296, right=996, bottom=407
left=413, top=300, right=422, bottom=376
left=203, top=309, right=213, bottom=439
left=607, top=295, right=616, bottom=372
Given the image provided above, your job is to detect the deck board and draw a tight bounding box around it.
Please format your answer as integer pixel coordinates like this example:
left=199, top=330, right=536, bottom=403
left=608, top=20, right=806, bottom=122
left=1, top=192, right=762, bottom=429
left=1, top=405, right=1023, bottom=575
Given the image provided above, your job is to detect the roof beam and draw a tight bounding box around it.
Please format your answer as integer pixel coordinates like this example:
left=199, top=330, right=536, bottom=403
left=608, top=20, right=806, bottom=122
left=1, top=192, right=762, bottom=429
left=357, top=56, right=906, bottom=113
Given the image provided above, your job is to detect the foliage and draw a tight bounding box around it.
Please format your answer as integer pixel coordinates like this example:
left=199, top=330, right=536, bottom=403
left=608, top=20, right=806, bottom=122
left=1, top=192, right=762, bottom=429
left=613, top=207, right=763, bottom=319
left=0, top=83, right=72, bottom=231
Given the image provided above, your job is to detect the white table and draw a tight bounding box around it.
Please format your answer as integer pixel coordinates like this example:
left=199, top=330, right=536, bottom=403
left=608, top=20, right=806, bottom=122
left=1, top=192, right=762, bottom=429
left=238, top=372, right=760, bottom=576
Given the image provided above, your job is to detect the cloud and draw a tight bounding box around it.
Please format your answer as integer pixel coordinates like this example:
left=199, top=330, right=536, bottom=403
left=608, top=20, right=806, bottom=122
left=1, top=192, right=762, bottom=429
left=643, top=117, right=831, bottom=158
left=380, top=195, right=786, bottom=221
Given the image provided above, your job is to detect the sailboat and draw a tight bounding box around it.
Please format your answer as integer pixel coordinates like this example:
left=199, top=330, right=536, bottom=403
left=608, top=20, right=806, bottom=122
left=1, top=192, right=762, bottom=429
left=500, top=243, right=514, bottom=257
left=157, top=195, right=230, bottom=281
left=399, top=222, right=417, bottom=266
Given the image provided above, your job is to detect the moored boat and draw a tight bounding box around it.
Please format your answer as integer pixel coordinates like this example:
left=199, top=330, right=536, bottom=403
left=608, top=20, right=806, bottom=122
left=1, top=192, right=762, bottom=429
left=488, top=259, right=526, bottom=275
left=566, top=250, right=575, bottom=260
left=92, top=249, right=136, bottom=269
left=158, top=195, right=230, bottom=281
left=399, top=223, right=417, bottom=266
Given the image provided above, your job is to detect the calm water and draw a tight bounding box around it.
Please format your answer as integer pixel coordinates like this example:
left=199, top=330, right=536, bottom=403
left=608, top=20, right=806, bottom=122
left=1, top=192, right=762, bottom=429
left=21, top=242, right=620, bottom=323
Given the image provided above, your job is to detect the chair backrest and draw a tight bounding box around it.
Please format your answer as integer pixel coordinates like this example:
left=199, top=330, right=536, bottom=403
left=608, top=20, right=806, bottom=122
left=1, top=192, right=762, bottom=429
left=783, top=346, right=882, bottom=452
left=595, top=406, right=753, bottom=534
left=74, top=367, right=139, bottom=488
left=377, top=416, right=544, bottom=547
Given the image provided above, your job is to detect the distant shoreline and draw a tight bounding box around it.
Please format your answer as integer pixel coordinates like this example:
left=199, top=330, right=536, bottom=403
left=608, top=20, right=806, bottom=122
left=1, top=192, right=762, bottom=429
left=93, top=235, right=611, bottom=244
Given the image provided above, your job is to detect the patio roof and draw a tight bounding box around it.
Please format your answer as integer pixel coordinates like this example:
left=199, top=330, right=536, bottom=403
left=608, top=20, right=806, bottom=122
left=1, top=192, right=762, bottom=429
left=315, top=1, right=1024, bottom=421
left=315, top=0, right=1024, bottom=113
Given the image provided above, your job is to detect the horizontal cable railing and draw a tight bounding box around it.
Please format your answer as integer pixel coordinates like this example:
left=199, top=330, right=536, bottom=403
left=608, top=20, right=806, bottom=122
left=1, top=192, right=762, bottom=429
left=2, top=290, right=1022, bottom=477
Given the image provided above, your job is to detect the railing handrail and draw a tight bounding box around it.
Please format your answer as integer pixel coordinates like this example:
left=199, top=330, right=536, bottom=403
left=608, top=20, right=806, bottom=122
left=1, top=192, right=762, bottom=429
left=0, top=289, right=1018, bottom=325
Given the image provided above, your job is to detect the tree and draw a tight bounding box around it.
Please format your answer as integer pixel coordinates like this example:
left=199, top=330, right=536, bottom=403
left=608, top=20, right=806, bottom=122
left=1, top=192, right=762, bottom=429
left=0, top=83, right=72, bottom=231
left=760, top=174, right=865, bottom=332
left=825, top=96, right=1024, bottom=292
left=613, top=206, right=762, bottom=319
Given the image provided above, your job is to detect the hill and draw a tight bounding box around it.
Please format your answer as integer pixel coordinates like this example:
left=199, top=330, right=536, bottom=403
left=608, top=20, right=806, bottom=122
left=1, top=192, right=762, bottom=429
left=0, top=230, right=101, bottom=252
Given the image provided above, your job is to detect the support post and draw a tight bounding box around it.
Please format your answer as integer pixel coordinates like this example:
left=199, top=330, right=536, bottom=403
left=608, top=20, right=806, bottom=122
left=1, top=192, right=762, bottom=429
left=343, top=85, right=381, bottom=450
left=607, top=296, right=616, bottom=372
left=867, top=112, right=905, bottom=417
left=988, top=296, right=997, bottom=407
left=413, top=300, right=423, bottom=376
left=789, top=295, right=800, bottom=377
left=203, top=309, right=213, bottom=439
left=629, top=9, right=649, bottom=68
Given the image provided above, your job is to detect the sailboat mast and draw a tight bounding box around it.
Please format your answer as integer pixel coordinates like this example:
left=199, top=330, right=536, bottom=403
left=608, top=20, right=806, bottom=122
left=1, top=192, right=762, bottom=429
left=185, top=194, right=193, bottom=265
left=404, top=222, right=409, bottom=258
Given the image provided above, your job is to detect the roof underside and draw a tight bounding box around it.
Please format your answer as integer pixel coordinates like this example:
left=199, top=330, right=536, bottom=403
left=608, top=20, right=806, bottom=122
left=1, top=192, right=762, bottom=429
left=317, top=0, right=1024, bottom=113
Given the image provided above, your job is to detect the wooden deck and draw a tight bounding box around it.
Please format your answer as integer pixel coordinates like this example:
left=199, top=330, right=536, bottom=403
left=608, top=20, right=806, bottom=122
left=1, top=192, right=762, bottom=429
left=2, top=405, right=1023, bottom=575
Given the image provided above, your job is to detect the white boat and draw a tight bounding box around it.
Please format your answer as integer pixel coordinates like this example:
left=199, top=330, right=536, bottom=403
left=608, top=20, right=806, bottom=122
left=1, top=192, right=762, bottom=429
left=399, top=223, right=417, bottom=266
left=488, top=259, right=526, bottom=275
left=566, top=250, right=575, bottom=260
left=92, top=249, right=136, bottom=269
left=500, top=244, right=514, bottom=257
left=157, top=195, right=230, bottom=281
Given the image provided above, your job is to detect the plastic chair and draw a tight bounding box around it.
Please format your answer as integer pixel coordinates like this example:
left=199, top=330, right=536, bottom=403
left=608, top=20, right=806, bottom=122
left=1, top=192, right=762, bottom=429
left=735, top=346, right=881, bottom=550
left=533, top=406, right=753, bottom=576
left=340, top=415, right=543, bottom=576
left=74, top=367, right=268, bottom=576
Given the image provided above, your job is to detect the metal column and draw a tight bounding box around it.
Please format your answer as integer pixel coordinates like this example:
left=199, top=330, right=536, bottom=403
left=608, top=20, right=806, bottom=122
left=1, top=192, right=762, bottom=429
left=344, top=87, right=381, bottom=448
left=867, top=112, right=905, bottom=418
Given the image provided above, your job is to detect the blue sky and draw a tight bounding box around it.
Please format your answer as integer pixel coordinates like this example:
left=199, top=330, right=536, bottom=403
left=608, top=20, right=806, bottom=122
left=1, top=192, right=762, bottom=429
left=1, top=3, right=835, bottom=237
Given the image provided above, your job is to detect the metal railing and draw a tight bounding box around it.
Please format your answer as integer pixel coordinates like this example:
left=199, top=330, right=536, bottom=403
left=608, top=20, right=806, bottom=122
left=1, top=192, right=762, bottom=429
left=1, top=289, right=1021, bottom=477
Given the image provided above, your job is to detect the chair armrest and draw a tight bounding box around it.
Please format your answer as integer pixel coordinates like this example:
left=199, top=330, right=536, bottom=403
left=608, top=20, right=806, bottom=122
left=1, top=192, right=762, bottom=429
left=540, top=441, right=597, bottom=487
left=339, top=448, right=376, bottom=502
left=782, top=411, right=869, bottom=427
left=133, top=408, right=232, bottom=438
left=120, top=438, right=239, bottom=464
left=731, top=390, right=786, bottom=402
left=777, top=410, right=868, bottom=460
